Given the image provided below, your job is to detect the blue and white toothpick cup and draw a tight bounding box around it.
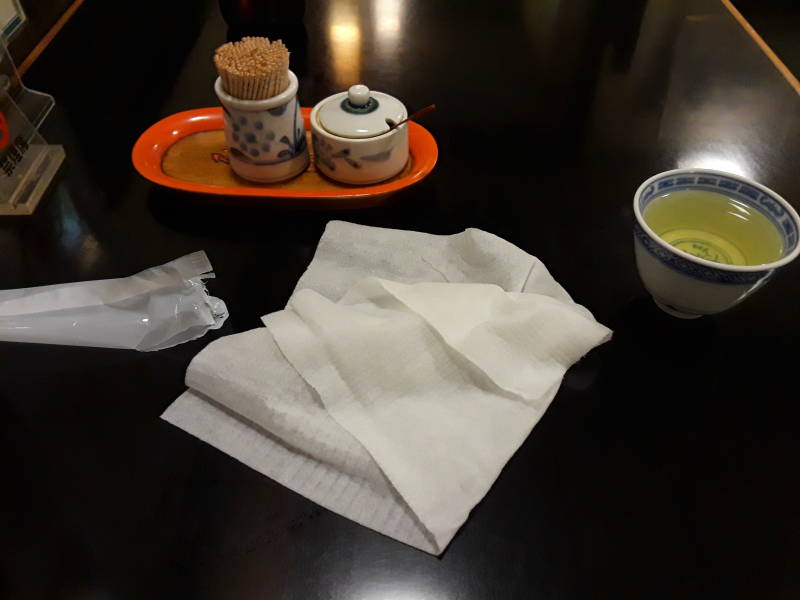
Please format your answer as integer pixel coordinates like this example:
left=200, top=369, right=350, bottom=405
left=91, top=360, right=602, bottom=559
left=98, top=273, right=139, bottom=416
left=214, top=70, right=309, bottom=183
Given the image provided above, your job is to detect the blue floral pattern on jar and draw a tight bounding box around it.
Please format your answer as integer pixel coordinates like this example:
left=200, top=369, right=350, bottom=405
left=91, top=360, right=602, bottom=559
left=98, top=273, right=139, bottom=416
left=223, top=98, right=306, bottom=166
left=312, top=136, right=394, bottom=172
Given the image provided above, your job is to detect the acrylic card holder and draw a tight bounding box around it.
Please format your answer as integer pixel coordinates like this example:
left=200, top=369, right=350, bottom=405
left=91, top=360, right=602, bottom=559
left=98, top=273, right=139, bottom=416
left=0, top=38, right=64, bottom=215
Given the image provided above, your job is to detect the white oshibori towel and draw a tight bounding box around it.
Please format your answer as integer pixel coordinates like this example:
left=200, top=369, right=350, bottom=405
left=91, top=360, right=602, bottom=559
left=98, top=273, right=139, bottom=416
left=162, top=221, right=611, bottom=554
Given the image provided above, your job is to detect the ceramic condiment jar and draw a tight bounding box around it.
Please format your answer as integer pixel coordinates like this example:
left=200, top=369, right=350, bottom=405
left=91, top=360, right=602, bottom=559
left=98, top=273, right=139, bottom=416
left=310, top=84, right=409, bottom=185
left=215, top=70, right=309, bottom=183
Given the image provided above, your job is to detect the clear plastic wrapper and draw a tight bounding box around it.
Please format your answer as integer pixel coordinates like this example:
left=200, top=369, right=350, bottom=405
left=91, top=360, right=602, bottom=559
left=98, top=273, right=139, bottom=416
left=0, top=251, right=228, bottom=351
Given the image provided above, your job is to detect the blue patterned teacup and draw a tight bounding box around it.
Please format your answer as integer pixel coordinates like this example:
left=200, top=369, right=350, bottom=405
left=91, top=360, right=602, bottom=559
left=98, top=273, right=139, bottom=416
left=633, top=168, right=800, bottom=318
left=214, top=70, right=309, bottom=183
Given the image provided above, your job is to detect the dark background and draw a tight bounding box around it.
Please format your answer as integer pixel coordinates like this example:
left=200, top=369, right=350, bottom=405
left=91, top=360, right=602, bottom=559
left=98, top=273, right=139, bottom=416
left=735, top=0, right=800, bottom=75
left=9, top=0, right=74, bottom=66
left=2, top=1, right=800, bottom=598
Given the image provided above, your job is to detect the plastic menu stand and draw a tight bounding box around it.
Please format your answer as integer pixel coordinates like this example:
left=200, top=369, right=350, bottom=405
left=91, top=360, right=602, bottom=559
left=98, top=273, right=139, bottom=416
left=0, top=38, right=64, bottom=215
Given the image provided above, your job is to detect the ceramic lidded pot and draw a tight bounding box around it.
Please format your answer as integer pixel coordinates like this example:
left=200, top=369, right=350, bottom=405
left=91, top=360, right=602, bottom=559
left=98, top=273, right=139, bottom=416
left=310, top=84, right=408, bottom=185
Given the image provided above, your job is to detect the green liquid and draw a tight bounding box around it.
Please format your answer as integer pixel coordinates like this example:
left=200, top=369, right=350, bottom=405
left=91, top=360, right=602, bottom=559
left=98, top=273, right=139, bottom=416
left=643, top=190, right=784, bottom=266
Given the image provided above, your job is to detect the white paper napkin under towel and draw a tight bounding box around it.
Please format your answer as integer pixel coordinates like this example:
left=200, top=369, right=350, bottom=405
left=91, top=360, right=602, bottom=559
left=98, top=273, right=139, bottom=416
left=162, top=221, right=611, bottom=554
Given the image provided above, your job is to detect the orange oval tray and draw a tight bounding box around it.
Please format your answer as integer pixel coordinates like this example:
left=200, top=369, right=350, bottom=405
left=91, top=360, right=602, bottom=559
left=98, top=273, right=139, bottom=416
left=132, top=107, right=437, bottom=209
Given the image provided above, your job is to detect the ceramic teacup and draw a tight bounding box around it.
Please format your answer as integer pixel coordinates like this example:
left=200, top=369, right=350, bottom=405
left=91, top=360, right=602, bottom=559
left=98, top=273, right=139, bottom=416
left=214, top=70, right=309, bottom=183
left=633, top=168, right=800, bottom=318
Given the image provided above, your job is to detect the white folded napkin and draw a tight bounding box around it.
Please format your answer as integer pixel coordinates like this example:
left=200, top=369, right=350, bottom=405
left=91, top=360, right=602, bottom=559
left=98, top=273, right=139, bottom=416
left=163, top=221, right=611, bottom=554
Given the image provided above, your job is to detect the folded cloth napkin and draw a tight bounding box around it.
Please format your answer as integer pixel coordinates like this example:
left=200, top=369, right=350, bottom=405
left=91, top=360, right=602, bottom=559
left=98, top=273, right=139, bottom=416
left=163, top=221, right=611, bottom=554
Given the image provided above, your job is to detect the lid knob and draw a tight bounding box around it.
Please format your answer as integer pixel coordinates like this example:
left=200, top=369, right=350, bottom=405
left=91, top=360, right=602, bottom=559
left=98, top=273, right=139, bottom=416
left=348, top=84, right=370, bottom=107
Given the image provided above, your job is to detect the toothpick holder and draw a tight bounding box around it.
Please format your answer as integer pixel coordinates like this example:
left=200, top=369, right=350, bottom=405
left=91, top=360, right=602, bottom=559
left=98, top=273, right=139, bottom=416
left=214, top=70, right=309, bottom=183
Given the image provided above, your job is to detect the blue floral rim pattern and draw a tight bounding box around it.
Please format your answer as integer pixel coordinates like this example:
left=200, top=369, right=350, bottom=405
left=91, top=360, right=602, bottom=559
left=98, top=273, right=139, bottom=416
left=639, top=172, right=798, bottom=253
left=634, top=223, right=772, bottom=285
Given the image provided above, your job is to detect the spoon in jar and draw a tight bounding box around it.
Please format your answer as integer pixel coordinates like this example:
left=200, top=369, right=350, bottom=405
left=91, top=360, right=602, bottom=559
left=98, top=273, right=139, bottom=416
left=386, top=104, right=436, bottom=130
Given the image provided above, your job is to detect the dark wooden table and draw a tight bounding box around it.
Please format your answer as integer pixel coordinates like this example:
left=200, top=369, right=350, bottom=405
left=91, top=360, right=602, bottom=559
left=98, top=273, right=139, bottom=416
left=3, top=1, right=800, bottom=598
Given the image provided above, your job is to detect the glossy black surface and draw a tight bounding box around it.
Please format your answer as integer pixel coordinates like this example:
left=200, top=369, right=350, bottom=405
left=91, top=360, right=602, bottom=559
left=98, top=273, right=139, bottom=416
left=3, top=1, right=800, bottom=598
left=735, top=0, right=800, bottom=75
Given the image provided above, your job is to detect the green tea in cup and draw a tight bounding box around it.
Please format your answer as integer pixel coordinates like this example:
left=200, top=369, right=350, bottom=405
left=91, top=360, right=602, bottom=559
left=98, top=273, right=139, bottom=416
left=643, top=189, right=783, bottom=266
left=634, top=169, right=800, bottom=318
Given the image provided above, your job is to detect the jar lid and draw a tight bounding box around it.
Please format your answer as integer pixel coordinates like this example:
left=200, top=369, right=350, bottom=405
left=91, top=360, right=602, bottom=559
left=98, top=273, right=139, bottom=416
left=317, top=84, right=406, bottom=139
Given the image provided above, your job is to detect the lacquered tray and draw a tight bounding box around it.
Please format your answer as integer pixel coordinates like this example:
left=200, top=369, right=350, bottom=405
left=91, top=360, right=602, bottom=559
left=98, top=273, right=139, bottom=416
left=132, top=107, right=437, bottom=209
